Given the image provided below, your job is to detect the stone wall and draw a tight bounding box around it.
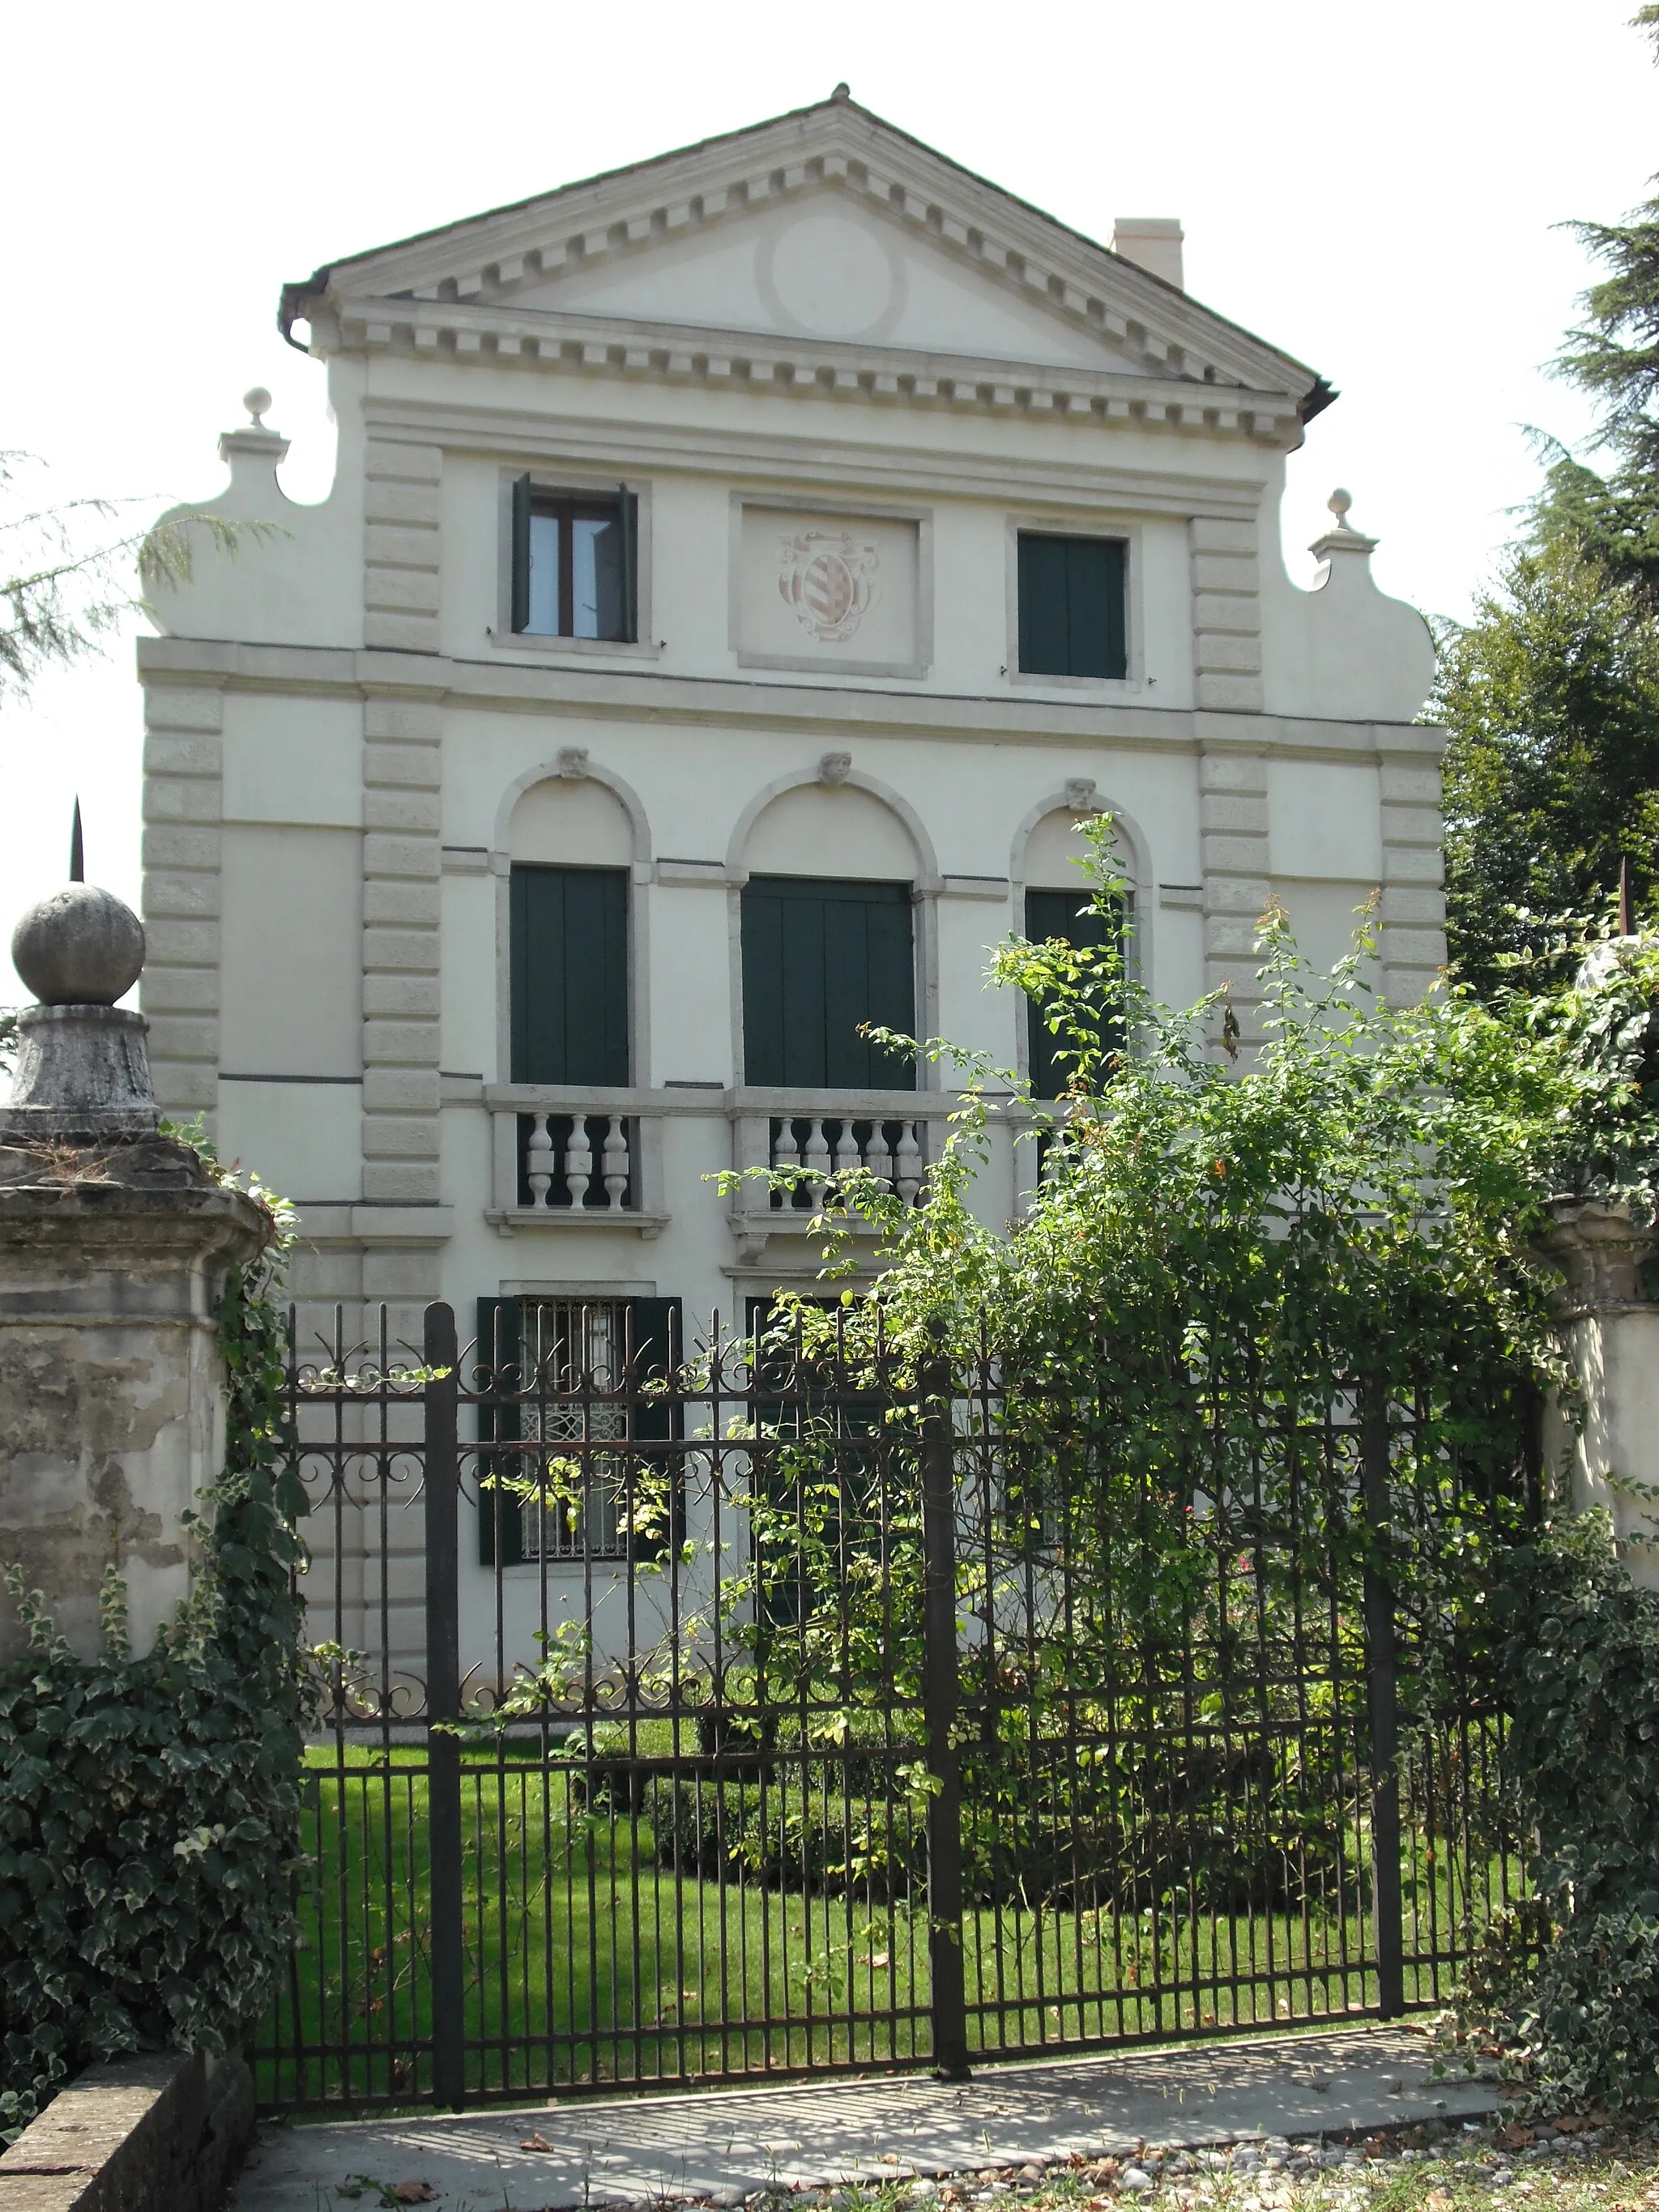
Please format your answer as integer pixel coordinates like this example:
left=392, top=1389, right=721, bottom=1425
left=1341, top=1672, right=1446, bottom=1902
left=0, top=2051, right=252, bottom=2212
left=0, top=1140, right=266, bottom=1663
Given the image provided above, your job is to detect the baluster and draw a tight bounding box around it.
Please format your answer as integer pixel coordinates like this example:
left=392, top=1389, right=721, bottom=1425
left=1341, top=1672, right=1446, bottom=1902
left=830, top=1119, right=860, bottom=1217
left=602, top=1116, right=630, bottom=1210
left=804, top=1117, right=832, bottom=1207
left=564, top=1116, right=593, bottom=1208
left=771, top=1118, right=800, bottom=1213
left=895, top=1120, right=923, bottom=1205
left=864, top=1122, right=893, bottom=1192
left=526, top=1114, right=555, bottom=1208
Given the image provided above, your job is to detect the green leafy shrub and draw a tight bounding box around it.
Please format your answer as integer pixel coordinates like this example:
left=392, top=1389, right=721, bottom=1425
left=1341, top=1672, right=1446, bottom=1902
left=640, top=1768, right=928, bottom=1898
left=677, top=841, right=1563, bottom=1943
left=1501, top=923, right=1659, bottom=1222
left=0, top=1170, right=314, bottom=2139
left=1460, top=1513, right=1659, bottom=2112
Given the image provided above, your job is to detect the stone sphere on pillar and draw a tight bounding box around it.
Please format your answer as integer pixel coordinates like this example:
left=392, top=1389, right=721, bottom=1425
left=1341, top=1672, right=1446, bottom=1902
left=11, top=885, right=145, bottom=1007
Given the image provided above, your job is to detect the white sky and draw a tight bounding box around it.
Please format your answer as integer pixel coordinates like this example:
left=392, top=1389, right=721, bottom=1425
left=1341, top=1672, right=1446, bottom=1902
left=2, top=0, right=1653, bottom=1002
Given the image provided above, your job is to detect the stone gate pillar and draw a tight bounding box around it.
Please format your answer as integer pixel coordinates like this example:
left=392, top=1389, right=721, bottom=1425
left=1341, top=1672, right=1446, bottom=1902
left=0, top=882, right=268, bottom=1661
left=1541, top=1196, right=1659, bottom=1591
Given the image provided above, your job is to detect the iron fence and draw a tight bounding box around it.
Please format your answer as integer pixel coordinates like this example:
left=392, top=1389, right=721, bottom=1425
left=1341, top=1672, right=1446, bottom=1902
left=253, top=1301, right=1533, bottom=2113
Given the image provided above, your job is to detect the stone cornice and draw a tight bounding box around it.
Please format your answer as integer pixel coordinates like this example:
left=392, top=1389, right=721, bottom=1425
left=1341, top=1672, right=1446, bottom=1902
left=332, top=297, right=1305, bottom=449
left=360, top=392, right=1274, bottom=512
left=135, top=637, right=1448, bottom=761
left=291, top=102, right=1320, bottom=410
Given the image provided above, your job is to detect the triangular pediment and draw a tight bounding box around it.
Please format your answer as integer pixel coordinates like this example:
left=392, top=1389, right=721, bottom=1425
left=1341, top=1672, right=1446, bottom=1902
left=284, top=96, right=1323, bottom=404
left=493, top=190, right=1146, bottom=374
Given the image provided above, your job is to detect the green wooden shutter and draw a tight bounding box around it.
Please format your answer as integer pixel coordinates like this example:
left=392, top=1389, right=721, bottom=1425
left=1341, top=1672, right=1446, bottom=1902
left=618, top=485, right=638, bottom=643
left=858, top=887, right=916, bottom=1087
left=740, top=880, right=790, bottom=1087
left=510, top=474, right=533, bottom=634
left=741, top=878, right=915, bottom=1089
left=1064, top=538, right=1128, bottom=680
left=1017, top=534, right=1070, bottom=676
left=1017, top=535, right=1128, bottom=679
left=476, top=1296, right=525, bottom=1566
left=1102, top=539, right=1128, bottom=678
left=510, top=866, right=629, bottom=1085
left=1025, top=887, right=1126, bottom=1099
left=625, top=1296, right=683, bottom=1559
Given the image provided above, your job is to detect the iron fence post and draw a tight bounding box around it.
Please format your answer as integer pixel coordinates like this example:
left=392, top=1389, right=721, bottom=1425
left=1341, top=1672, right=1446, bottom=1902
left=919, top=1352, right=970, bottom=2080
left=424, top=1302, right=467, bottom=2106
left=1362, top=1381, right=1405, bottom=2018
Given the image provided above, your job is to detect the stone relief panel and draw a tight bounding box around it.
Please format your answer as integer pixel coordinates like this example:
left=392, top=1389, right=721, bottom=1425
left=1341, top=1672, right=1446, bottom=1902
left=735, top=504, right=923, bottom=676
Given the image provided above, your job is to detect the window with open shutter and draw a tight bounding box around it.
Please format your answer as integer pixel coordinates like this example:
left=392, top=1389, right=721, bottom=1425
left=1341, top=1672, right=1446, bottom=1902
left=1017, top=534, right=1128, bottom=680
left=510, top=865, right=629, bottom=1086
left=510, top=477, right=638, bottom=642
left=740, top=876, right=915, bottom=1089
left=476, top=1294, right=681, bottom=1566
left=1024, top=886, right=1127, bottom=1099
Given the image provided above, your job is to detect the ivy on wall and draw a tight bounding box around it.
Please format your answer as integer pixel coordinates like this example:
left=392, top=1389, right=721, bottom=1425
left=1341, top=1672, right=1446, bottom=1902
left=0, top=1146, right=313, bottom=2139
left=1456, top=1513, right=1659, bottom=2113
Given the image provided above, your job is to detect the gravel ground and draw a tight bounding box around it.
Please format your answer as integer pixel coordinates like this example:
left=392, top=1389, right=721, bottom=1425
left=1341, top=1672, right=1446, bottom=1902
left=655, top=2117, right=1659, bottom=2212
left=331, top=2108, right=1659, bottom=2212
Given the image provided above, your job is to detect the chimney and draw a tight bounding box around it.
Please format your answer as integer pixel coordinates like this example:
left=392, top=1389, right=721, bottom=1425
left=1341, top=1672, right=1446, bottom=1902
left=1111, top=218, right=1184, bottom=292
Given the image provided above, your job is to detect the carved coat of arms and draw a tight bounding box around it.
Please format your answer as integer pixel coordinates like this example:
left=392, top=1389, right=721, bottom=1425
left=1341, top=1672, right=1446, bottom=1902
left=778, top=530, right=879, bottom=643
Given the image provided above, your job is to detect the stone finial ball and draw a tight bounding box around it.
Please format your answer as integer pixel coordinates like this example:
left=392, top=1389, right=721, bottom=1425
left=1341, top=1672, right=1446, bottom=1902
left=244, top=386, right=272, bottom=425
left=11, top=884, right=145, bottom=1007
left=1328, top=488, right=1354, bottom=518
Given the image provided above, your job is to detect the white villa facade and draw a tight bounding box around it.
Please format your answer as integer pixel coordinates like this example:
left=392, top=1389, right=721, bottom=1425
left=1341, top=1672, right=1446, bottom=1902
left=138, top=92, right=1440, bottom=1641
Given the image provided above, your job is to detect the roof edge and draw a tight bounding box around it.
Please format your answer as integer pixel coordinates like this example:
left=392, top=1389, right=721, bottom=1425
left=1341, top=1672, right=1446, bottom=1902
left=278, top=90, right=1328, bottom=399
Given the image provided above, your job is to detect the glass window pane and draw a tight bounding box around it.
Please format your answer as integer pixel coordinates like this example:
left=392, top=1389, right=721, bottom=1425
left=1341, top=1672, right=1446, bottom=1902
left=573, top=514, right=625, bottom=640
left=527, top=509, right=561, bottom=635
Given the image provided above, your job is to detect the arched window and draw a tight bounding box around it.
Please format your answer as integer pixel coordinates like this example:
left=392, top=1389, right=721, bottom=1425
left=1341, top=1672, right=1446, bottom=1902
left=736, top=782, right=922, bottom=1090
left=740, top=875, right=915, bottom=1089
left=1021, top=808, right=1128, bottom=1099
left=506, top=777, right=634, bottom=1085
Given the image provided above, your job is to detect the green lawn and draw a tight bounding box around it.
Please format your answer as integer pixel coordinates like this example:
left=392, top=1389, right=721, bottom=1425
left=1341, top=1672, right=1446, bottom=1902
left=254, top=1737, right=1508, bottom=2114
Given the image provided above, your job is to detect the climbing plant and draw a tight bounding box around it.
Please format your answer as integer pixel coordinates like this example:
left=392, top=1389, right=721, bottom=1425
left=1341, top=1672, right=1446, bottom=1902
left=0, top=1140, right=313, bottom=2139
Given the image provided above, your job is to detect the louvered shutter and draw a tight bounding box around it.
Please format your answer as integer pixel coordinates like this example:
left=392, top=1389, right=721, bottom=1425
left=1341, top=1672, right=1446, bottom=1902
left=741, top=878, right=915, bottom=1089
left=510, top=474, right=533, bottom=634
left=618, top=485, right=639, bottom=643
left=1024, top=887, right=1127, bottom=1099
left=1017, top=533, right=1071, bottom=676
left=510, top=866, right=629, bottom=1086
left=1017, top=535, right=1128, bottom=679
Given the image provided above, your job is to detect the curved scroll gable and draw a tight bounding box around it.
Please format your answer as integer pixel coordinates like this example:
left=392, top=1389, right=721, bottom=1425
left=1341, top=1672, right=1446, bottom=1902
left=143, top=399, right=361, bottom=652
left=1259, top=497, right=1438, bottom=726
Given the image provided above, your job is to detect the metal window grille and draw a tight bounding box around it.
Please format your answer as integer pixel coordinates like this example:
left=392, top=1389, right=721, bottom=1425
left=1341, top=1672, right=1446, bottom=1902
left=518, top=1299, right=630, bottom=1559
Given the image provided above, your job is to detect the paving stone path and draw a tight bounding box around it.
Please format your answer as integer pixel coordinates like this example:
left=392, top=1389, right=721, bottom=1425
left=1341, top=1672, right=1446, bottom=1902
left=233, top=2028, right=1499, bottom=2212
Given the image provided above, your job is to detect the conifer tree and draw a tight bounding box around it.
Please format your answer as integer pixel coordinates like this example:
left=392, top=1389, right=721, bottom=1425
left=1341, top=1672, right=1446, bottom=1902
left=1443, top=5, right=1659, bottom=988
